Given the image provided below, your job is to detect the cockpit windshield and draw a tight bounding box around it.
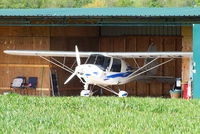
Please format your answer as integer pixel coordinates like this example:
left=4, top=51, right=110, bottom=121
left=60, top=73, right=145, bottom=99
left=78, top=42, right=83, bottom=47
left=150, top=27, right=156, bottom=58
left=86, top=54, right=110, bottom=71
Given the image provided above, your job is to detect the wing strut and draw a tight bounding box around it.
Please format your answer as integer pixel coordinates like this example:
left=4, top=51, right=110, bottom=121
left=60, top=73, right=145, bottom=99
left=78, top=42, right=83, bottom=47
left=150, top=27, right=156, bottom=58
left=50, top=57, right=74, bottom=73
left=132, top=58, right=140, bottom=68
left=131, top=57, right=159, bottom=76
left=98, top=85, right=119, bottom=96
left=127, top=58, right=174, bottom=81
left=39, top=56, right=74, bottom=74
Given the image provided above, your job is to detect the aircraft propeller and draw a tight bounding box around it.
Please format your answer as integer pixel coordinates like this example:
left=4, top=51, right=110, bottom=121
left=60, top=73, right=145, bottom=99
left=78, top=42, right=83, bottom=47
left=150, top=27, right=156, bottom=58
left=64, top=45, right=80, bottom=84
left=75, top=45, right=81, bottom=66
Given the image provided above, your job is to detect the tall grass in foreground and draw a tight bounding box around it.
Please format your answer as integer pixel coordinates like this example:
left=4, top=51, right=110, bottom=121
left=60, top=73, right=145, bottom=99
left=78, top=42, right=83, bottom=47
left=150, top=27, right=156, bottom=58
left=0, top=94, right=200, bottom=134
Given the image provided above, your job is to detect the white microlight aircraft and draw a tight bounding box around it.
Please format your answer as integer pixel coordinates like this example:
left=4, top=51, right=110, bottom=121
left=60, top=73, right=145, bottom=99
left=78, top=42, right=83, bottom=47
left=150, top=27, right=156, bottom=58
left=4, top=45, right=192, bottom=97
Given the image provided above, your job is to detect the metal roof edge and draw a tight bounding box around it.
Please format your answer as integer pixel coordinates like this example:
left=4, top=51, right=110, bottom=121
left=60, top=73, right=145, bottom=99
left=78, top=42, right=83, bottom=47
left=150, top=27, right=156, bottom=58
left=0, top=7, right=200, bottom=17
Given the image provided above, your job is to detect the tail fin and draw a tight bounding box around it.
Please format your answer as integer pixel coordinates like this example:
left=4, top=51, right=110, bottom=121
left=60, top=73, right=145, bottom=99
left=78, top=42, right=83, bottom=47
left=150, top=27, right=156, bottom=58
left=144, top=43, right=158, bottom=75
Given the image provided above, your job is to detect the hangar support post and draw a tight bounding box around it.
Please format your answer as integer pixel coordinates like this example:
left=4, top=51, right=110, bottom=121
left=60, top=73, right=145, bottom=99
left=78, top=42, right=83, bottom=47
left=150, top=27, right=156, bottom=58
left=193, top=24, right=200, bottom=98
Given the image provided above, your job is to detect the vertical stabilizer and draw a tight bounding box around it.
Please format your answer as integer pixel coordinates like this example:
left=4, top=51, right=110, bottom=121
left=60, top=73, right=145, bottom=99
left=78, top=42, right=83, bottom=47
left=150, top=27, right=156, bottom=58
left=144, top=43, right=158, bottom=75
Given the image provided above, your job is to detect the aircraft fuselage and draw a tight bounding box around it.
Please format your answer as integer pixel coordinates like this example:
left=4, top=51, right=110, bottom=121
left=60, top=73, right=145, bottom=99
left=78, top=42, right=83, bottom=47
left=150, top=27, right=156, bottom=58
left=75, top=54, right=134, bottom=86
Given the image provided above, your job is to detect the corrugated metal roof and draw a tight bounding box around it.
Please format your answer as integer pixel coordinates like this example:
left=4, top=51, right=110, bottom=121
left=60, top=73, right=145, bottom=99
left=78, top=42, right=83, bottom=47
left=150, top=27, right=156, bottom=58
left=0, top=7, right=200, bottom=17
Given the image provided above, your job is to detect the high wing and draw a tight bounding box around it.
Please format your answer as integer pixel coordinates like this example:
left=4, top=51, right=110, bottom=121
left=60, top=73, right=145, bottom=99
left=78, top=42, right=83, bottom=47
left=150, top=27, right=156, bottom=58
left=4, top=50, right=192, bottom=58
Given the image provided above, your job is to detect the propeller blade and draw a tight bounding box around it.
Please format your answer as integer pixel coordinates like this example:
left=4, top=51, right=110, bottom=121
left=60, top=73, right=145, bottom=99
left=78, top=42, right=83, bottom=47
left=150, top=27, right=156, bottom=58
left=75, top=45, right=81, bottom=66
left=64, top=72, right=76, bottom=84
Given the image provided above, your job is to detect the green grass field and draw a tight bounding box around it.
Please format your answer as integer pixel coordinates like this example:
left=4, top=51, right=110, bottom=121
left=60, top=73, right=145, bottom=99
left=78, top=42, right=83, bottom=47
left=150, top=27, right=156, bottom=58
left=0, top=94, right=200, bottom=134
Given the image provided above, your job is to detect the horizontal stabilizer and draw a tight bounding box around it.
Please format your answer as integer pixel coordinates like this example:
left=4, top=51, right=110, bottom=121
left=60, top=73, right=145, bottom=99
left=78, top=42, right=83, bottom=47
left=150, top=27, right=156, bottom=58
left=147, top=76, right=176, bottom=83
left=130, top=75, right=176, bottom=83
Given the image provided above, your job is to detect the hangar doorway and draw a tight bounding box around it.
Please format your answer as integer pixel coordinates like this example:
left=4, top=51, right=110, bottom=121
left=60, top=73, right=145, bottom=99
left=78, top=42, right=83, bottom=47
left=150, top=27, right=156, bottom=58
left=0, top=26, right=184, bottom=97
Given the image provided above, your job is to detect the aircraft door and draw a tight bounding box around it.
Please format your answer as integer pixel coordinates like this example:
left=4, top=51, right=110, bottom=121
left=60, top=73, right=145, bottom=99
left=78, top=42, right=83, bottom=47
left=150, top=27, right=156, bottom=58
left=110, top=58, right=122, bottom=72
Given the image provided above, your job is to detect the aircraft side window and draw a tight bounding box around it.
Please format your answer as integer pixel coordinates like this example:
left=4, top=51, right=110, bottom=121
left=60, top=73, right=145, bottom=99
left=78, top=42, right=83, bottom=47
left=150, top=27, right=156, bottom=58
left=86, top=55, right=96, bottom=64
left=102, top=57, right=110, bottom=71
left=95, top=56, right=105, bottom=66
left=86, top=55, right=110, bottom=71
left=111, top=59, right=121, bottom=72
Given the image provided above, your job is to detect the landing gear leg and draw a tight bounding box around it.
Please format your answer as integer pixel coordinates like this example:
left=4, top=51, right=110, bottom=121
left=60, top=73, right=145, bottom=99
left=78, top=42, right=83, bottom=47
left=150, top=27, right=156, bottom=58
left=80, top=84, right=92, bottom=97
left=100, top=88, right=103, bottom=96
left=84, top=84, right=88, bottom=90
left=117, top=85, right=121, bottom=92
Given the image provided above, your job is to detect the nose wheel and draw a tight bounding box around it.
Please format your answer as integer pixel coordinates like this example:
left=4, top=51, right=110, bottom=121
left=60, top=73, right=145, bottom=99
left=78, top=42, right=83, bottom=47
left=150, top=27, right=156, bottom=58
left=80, top=84, right=93, bottom=97
left=80, top=89, right=92, bottom=97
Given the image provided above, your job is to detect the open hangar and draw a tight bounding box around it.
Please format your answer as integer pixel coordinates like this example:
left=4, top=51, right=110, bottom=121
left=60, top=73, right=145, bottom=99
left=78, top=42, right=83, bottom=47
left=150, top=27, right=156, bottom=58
left=0, top=8, right=199, bottom=98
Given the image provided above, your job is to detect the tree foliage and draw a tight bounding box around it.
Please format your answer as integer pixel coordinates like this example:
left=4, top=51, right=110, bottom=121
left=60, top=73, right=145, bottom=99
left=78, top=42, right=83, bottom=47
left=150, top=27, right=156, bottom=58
left=115, top=0, right=135, bottom=7
left=148, top=0, right=164, bottom=7
left=84, top=0, right=107, bottom=8
left=0, top=0, right=198, bottom=8
left=194, top=0, right=200, bottom=7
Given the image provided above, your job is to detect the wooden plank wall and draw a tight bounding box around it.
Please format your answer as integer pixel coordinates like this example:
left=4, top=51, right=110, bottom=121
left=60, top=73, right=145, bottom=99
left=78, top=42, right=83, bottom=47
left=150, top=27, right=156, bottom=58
left=100, top=36, right=182, bottom=97
left=181, top=26, right=192, bottom=83
left=0, top=26, right=51, bottom=95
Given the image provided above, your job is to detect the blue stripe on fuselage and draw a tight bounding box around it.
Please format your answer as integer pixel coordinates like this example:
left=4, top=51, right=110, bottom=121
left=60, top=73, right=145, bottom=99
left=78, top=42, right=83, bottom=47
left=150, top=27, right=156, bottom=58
left=85, top=74, right=91, bottom=76
left=106, top=72, right=132, bottom=78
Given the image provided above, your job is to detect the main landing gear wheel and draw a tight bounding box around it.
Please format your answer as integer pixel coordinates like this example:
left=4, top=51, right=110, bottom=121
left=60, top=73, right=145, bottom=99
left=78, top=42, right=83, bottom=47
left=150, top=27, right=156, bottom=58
left=118, top=91, right=128, bottom=97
